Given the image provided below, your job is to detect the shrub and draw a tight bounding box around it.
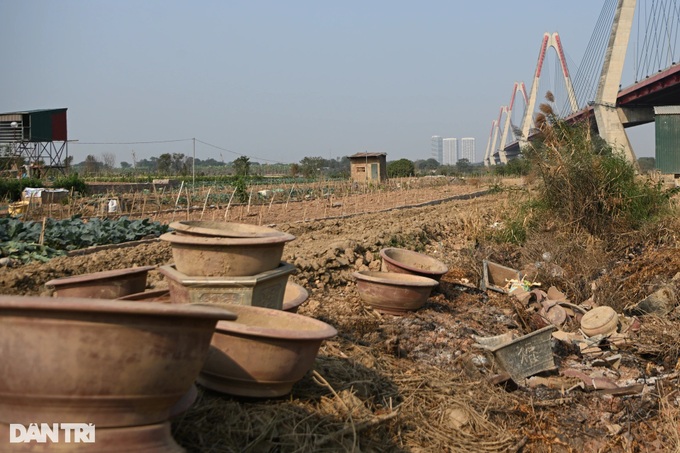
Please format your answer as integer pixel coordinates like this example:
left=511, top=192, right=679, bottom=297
left=0, top=177, right=43, bottom=201
left=521, top=102, right=674, bottom=237
left=53, top=173, right=89, bottom=195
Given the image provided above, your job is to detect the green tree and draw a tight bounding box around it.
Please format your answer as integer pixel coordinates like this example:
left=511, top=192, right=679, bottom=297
left=232, top=156, right=251, bottom=177
left=289, top=163, right=300, bottom=177
left=455, top=158, right=472, bottom=174
left=171, top=153, right=188, bottom=175
left=83, top=155, right=101, bottom=175
left=387, top=158, right=415, bottom=177
left=299, top=156, right=325, bottom=178
left=415, top=158, right=440, bottom=173
left=157, top=154, right=172, bottom=174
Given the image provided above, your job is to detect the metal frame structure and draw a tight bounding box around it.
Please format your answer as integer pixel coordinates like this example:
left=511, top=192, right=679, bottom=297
left=0, top=108, right=69, bottom=178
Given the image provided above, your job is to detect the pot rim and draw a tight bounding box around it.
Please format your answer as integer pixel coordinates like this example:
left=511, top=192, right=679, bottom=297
left=116, top=288, right=171, bottom=301
left=282, top=282, right=309, bottom=311
left=170, top=221, right=286, bottom=238
left=0, top=295, right=237, bottom=321
left=160, top=231, right=295, bottom=246
left=353, top=270, right=439, bottom=287
left=379, top=247, right=448, bottom=274
left=45, top=265, right=156, bottom=288
left=213, top=304, right=337, bottom=340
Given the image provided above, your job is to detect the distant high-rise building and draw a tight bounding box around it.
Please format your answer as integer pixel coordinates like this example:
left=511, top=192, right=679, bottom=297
left=460, top=137, right=476, bottom=163
left=443, top=138, right=458, bottom=165
left=431, top=136, right=443, bottom=163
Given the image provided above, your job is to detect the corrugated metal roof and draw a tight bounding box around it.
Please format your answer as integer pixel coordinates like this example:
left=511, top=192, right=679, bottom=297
left=654, top=106, right=680, bottom=115
left=349, top=152, right=386, bottom=158
left=0, top=108, right=67, bottom=116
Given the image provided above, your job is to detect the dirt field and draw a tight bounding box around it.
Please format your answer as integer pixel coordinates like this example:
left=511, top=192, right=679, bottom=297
left=2, top=179, right=679, bottom=452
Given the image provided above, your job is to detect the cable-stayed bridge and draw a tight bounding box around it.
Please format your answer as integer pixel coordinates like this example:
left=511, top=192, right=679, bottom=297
left=485, top=0, right=680, bottom=167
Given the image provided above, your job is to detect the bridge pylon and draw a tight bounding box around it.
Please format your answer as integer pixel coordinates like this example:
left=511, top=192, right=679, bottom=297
left=519, top=32, right=579, bottom=148
left=497, top=82, right=528, bottom=164
left=593, top=0, right=638, bottom=164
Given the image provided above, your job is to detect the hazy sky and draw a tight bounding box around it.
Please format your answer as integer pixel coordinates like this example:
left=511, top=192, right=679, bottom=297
left=0, top=1, right=658, bottom=165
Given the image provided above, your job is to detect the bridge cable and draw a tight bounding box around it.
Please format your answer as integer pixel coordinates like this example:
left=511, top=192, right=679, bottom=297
left=571, top=0, right=617, bottom=106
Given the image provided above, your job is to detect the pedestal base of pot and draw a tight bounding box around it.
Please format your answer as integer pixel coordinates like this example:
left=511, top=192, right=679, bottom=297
left=159, top=262, right=295, bottom=310
left=197, top=373, right=296, bottom=398
left=0, top=421, right=184, bottom=452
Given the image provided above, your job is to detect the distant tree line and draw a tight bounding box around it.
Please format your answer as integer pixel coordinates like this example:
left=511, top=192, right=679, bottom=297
left=68, top=150, right=659, bottom=180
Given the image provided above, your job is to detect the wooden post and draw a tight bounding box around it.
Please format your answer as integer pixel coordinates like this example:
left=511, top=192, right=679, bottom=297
left=224, top=188, right=236, bottom=221
left=200, top=188, right=212, bottom=220
left=39, top=217, right=47, bottom=245
left=141, top=193, right=148, bottom=218
left=171, top=182, right=184, bottom=223
left=267, top=191, right=276, bottom=214
left=285, top=184, right=295, bottom=209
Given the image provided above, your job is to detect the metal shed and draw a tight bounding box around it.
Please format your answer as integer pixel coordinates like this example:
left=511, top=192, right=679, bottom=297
left=654, top=106, right=680, bottom=174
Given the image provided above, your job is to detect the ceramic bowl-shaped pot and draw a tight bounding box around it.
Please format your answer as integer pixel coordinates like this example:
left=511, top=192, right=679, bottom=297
left=282, top=282, right=309, bottom=313
left=170, top=221, right=286, bottom=238
left=379, top=248, right=448, bottom=282
left=0, top=295, right=237, bottom=428
left=353, top=271, right=438, bottom=315
left=0, top=422, right=184, bottom=453
left=117, top=288, right=171, bottom=303
left=45, top=266, right=155, bottom=299
left=160, top=231, right=295, bottom=277
left=198, top=304, right=337, bottom=398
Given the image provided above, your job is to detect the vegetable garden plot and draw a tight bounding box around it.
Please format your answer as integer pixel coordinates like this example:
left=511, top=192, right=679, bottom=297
left=0, top=216, right=168, bottom=263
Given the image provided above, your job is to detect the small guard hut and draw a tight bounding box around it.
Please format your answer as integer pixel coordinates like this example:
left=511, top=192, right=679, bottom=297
left=0, top=108, right=69, bottom=177
left=349, top=152, right=387, bottom=183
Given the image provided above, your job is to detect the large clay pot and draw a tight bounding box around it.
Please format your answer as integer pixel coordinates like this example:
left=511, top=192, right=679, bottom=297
left=198, top=304, right=337, bottom=398
left=282, top=282, right=309, bottom=313
left=170, top=221, right=286, bottom=238
left=379, top=247, right=448, bottom=282
left=0, top=295, right=237, bottom=428
left=160, top=231, right=295, bottom=277
left=0, top=421, right=184, bottom=452
left=117, top=288, right=171, bottom=303
left=353, top=271, right=438, bottom=315
left=45, top=266, right=155, bottom=299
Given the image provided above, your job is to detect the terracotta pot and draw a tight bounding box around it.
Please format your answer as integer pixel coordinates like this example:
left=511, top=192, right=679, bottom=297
left=117, top=288, right=171, bottom=303
left=379, top=248, right=448, bottom=282
left=159, top=262, right=294, bottom=309
left=160, top=231, right=295, bottom=277
left=0, top=295, right=236, bottom=428
left=580, top=306, right=619, bottom=337
left=0, top=421, right=184, bottom=452
left=282, top=282, right=309, bottom=313
left=353, top=270, right=438, bottom=315
left=45, top=266, right=155, bottom=299
left=170, top=221, right=287, bottom=238
left=198, top=304, right=337, bottom=398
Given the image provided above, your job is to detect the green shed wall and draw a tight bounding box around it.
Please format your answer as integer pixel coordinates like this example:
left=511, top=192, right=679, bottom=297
left=655, top=114, right=680, bottom=174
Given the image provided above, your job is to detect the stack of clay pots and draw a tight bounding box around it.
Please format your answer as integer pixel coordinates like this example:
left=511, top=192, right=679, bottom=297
left=160, top=221, right=337, bottom=398
left=353, top=247, right=448, bottom=315
left=159, top=221, right=297, bottom=310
